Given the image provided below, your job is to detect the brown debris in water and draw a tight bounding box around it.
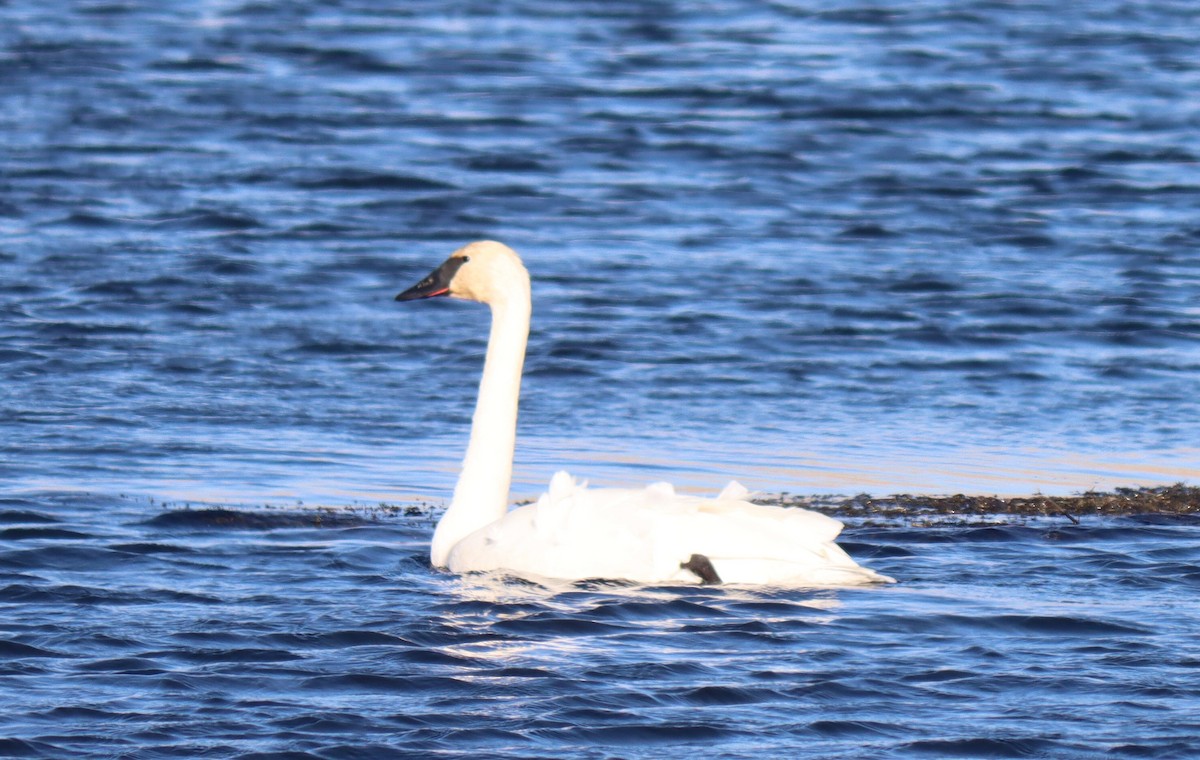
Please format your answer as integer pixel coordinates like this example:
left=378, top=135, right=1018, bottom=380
left=762, top=483, right=1200, bottom=525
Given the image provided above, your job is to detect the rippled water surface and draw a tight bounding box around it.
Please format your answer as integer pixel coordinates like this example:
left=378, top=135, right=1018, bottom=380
left=3, top=0, right=1200, bottom=756
left=3, top=496, right=1200, bottom=758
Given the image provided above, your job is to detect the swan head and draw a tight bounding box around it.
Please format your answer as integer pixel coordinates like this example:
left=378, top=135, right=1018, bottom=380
left=395, top=240, right=529, bottom=306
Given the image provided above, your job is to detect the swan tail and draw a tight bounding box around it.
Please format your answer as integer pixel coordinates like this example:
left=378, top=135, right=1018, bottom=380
left=706, top=553, right=895, bottom=586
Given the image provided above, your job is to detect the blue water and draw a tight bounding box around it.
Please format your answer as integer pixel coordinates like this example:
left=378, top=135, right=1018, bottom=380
left=3, top=1, right=1200, bottom=757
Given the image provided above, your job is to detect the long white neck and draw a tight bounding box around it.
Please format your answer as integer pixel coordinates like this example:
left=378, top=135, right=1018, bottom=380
left=430, top=289, right=530, bottom=567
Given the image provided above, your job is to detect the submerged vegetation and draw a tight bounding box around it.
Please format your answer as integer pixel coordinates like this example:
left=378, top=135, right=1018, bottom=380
left=769, top=484, right=1200, bottom=526
left=144, top=500, right=436, bottom=529
left=147, top=485, right=1200, bottom=530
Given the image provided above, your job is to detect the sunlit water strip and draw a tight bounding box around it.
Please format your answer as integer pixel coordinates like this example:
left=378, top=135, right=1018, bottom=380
left=15, top=434, right=1197, bottom=508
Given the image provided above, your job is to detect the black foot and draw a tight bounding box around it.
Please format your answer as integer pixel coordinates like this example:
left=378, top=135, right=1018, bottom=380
left=681, top=553, right=722, bottom=584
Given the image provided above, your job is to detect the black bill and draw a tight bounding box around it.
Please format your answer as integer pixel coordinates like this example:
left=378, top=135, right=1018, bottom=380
left=395, top=256, right=468, bottom=301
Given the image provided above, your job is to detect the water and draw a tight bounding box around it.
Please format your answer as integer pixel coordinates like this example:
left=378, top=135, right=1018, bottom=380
left=2, top=1, right=1199, bottom=756
left=3, top=496, right=1199, bottom=758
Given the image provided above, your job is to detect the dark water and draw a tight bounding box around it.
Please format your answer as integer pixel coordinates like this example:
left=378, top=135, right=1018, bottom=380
left=3, top=496, right=1200, bottom=758
left=3, top=1, right=1200, bottom=757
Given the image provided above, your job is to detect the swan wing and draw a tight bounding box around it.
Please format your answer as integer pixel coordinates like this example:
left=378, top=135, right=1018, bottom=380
left=717, top=480, right=751, bottom=501
left=446, top=472, right=892, bottom=586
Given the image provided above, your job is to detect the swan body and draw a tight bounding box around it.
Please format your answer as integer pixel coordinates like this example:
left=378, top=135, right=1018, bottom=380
left=396, top=241, right=893, bottom=586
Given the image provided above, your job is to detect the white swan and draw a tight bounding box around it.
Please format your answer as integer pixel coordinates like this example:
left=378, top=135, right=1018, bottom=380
left=396, top=241, right=893, bottom=586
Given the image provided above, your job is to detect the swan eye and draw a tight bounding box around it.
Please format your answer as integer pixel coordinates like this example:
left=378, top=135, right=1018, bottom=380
left=462, top=256, right=470, bottom=263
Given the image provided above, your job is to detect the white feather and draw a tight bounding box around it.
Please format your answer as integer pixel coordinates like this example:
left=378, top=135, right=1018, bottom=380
left=404, top=241, right=894, bottom=586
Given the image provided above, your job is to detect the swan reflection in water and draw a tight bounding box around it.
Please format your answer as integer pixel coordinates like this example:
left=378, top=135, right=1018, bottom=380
left=431, top=572, right=847, bottom=664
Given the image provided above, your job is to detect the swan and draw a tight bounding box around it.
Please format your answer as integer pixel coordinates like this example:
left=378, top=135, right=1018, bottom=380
left=396, top=241, right=894, bottom=586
